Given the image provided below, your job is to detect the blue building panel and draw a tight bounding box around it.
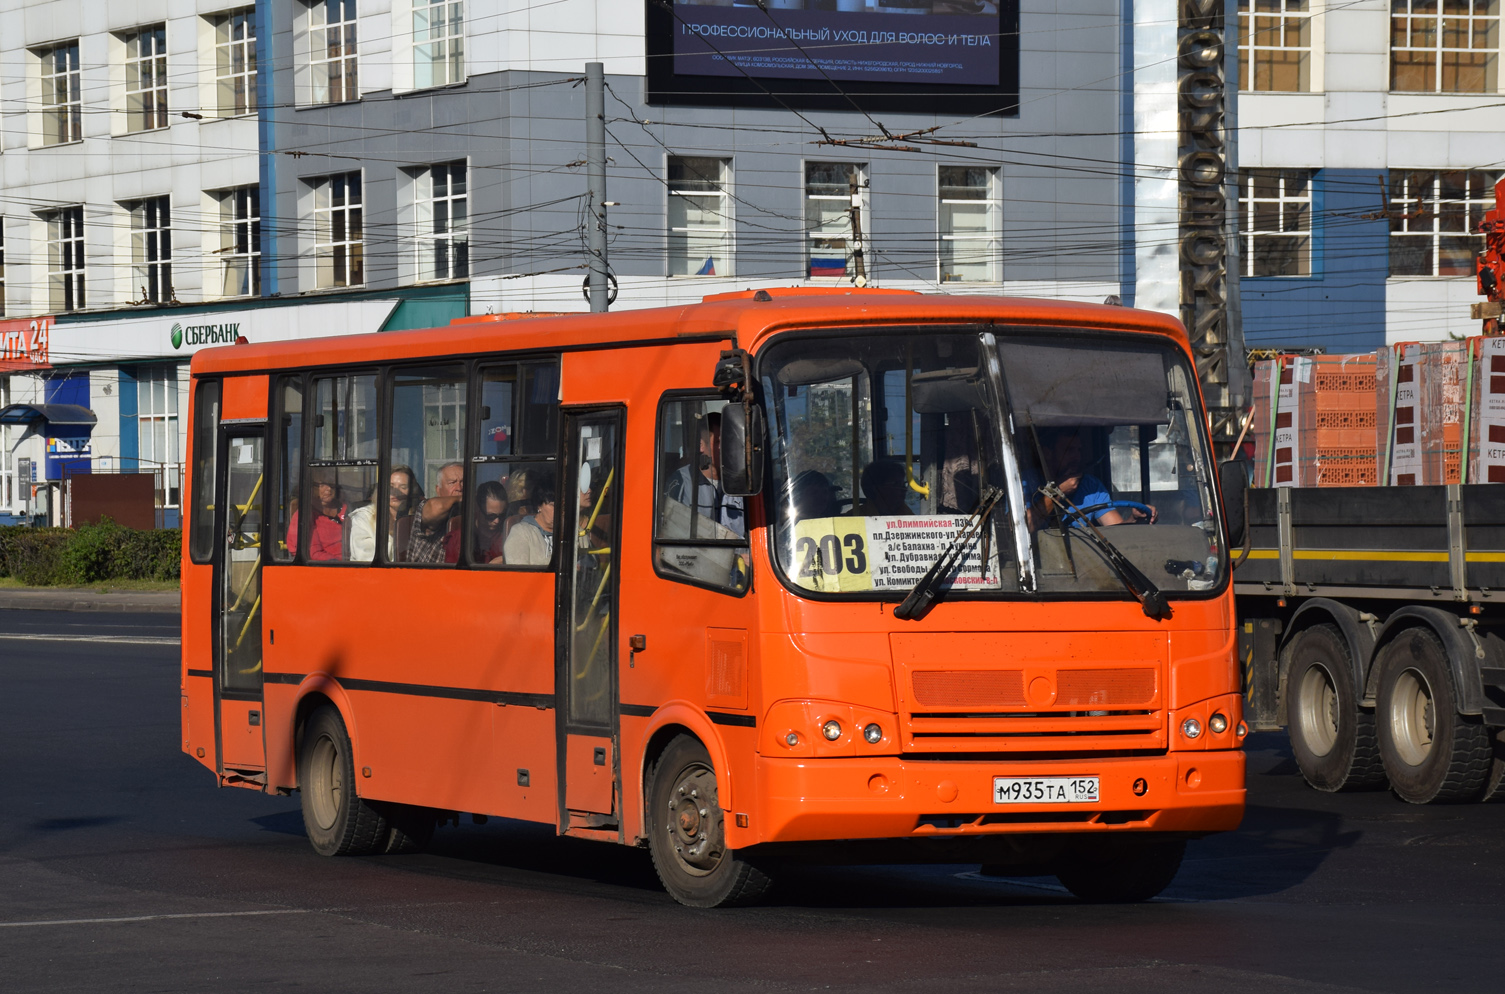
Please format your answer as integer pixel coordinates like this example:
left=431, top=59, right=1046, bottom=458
left=1241, top=168, right=1389, bottom=354
left=43, top=370, right=92, bottom=478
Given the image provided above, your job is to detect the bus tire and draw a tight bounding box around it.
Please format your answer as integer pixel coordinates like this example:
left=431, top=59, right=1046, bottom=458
left=1485, top=731, right=1505, bottom=803
left=646, top=735, right=771, bottom=908
left=1285, top=624, right=1386, bottom=792
left=1376, top=628, right=1491, bottom=804
left=1053, top=838, right=1185, bottom=903
left=379, top=804, right=436, bottom=854
left=298, top=706, right=389, bottom=856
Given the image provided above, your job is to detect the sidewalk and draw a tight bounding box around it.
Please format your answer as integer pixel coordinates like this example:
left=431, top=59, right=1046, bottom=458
left=0, top=587, right=181, bottom=614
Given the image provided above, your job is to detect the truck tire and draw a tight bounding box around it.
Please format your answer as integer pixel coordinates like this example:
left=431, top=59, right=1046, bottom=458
left=646, top=735, right=771, bottom=908
left=298, top=706, right=390, bottom=856
left=1284, top=624, right=1386, bottom=792
left=1054, top=839, right=1185, bottom=903
left=1480, top=730, right=1505, bottom=803
left=1375, top=627, right=1491, bottom=804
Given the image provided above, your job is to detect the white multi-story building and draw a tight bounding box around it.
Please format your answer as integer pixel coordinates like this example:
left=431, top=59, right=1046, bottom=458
left=1237, top=0, right=1505, bottom=350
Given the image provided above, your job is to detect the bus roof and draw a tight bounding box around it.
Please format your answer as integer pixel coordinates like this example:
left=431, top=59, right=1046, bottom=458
left=189, top=289, right=1189, bottom=376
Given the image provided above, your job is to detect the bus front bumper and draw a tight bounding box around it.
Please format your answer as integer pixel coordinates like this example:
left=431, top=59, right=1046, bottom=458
left=742, top=749, right=1244, bottom=846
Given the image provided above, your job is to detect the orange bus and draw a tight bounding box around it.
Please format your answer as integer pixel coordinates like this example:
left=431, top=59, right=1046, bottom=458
left=181, top=288, right=1245, bottom=907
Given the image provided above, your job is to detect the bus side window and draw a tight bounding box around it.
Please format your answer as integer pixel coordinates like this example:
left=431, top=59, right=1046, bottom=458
left=471, top=361, right=558, bottom=568
left=270, top=376, right=302, bottom=563
left=303, top=373, right=378, bottom=563
left=653, top=394, right=750, bottom=594
left=389, top=365, right=467, bottom=565
left=188, top=379, right=220, bottom=564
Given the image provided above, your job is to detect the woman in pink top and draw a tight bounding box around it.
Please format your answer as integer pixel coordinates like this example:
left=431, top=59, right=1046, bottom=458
left=287, top=467, right=347, bottom=561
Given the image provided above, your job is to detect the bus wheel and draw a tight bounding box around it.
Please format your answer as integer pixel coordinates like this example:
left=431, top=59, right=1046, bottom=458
left=1376, top=628, right=1491, bottom=804
left=1484, top=730, right=1505, bottom=803
left=647, top=735, right=771, bottom=908
left=298, top=706, right=390, bottom=856
left=1054, top=838, right=1185, bottom=903
left=1285, top=624, right=1385, bottom=792
left=379, top=804, right=436, bottom=855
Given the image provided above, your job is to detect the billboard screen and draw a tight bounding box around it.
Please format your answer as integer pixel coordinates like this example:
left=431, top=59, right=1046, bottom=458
left=647, top=1, right=1018, bottom=116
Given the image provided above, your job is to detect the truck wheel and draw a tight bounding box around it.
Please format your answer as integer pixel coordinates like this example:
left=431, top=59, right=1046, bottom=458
left=1285, top=624, right=1385, bottom=792
left=298, top=706, right=390, bottom=856
left=1054, top=839, right=1185, bottom=903
left=1485, top=731, right=1505, bottom=803
left=647, top=735, right=771, bottom=908
left=1375, top=628, right=1491, bottom=804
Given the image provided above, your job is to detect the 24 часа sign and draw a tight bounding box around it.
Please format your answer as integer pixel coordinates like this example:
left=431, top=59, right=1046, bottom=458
left=647, top=0, right=1018, bottom=116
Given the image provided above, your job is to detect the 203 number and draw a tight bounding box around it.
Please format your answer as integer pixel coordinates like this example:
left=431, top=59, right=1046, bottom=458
left=796, top=533, right=867, bottom=578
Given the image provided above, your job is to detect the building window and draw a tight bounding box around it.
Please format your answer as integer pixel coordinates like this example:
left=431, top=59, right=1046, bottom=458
left=127, top=197, right=173, bottom=303
left=1238, top=170, right=1312, bottom=277
left=313, top=172, right=364, bottom=288
left=137, top=365, right=181, bottom=510
left=217, top=186, right=261, bottom=297
left=44, top=206, right=85, bottom=312
left=805, top=162, right=866, bottom=281
left=124, top=25, right=169, bottom=132
left=1391, top=0, right=1500, bottom=92
left=1389, top=170, right=1501, bottom=276
left=39, top=42, right=82, bottom=145
left=311, top=0, right=359, bottom=104
left=1237, top=0, right=1312, bottom=91
left=414, top=0, right=464, bottom=89
left=214, top=8, right=258, bottom=116
left=0, top=223, right=6, bottom=318
left=415, top=162, right=468, bottom=281
left=669, top=157, right=732, bottom=278
left=938, top=166, right=1000, bottom=283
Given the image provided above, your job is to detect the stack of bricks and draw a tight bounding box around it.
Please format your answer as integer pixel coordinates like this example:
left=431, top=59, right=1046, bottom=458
left=1376, top=340, right=1475, bottom=485
left=1252, top=354, right=1379, bottom=487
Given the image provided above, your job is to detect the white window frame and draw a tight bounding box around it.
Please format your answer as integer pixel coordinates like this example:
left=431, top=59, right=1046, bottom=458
left=1237, top=0, right=1313, bottom=92
left=409, top=161, right=469, bottom=283
left=1391, top=0, right=1501, bottom=93
left=38, top=41, right=83, bottom=146
left=213, top=8, right=258, bottom=117
left=668, top=156, right=733, bottom=278
left=1389, top=170, right=1502, bottom=277
left=44, top=206, right=86, bottom=312
left=937, top=165, right=1001, bottom=284
left=125, top=196, right=173, bottom=304
left=215, top=186, right=261, bottom=298
left=1238, top=169, right=1313, bottom=277
left=414, top=0, right=464, bottom=89
left=137, top=364, right=182, bottom=512
left=124, top=24, right=169, bottom=133
left=0, top=221, right=6, bottom=318
left=309, top=0, right=360, bottom=105
left=312, top=172, right=364, bottom=289
left=804, top=162, right=868, bottom=282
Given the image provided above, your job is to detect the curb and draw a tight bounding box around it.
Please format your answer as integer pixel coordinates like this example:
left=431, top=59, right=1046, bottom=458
left=0, top=588, right=181, bottom=614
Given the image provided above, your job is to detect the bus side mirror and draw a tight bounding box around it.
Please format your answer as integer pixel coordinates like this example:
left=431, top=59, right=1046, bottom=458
left=1219, top=459, right=1249, bottom=548
left=719, top=402, right=764, bottom=497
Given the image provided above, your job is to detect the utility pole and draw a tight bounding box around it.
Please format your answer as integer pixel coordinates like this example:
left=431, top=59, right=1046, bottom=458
left=847, top=172, right=868, bottom=288
left=585, top=62, right=609, bottom=313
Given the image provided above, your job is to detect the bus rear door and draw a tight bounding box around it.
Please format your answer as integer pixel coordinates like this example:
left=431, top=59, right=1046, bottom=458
left=215, top=427, right=267, bottom=783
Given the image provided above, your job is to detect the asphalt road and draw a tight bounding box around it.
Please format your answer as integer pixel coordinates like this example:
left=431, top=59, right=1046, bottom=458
left=2, top=610, right=1502, bottom=993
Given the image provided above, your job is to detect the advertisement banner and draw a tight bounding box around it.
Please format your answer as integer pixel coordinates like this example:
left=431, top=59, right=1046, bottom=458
left=672, top=2, right=1002, bottom=87
left=0, top=316, right=51, bottom=370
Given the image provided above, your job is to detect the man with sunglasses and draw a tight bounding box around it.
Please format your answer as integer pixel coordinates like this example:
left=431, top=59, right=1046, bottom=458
left=472, top=480, right=510, bottom=564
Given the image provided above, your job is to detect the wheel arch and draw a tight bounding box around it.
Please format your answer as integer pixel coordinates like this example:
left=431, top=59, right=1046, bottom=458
left=290, top=676, right=360, bottom=788
left=1368, top=606, right=1492, bottom=715
left=1278, top=598, right=1375, bottom=718
left=635, top=702, right=733, bottom=841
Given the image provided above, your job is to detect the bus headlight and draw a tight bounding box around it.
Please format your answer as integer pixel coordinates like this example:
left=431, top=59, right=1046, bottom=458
left=863, top=723, right=883, bottom=744
left=821, top=719, right=843, bottom=741
left=1181, top=717, right=1203, bottom=739
left=1208, top=712, right=1228, bottom=734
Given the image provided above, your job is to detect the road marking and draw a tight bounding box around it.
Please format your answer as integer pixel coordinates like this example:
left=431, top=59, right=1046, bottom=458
left=0, top=909, right=313, bottom=928
left=0, top=634, right=179, bottom=646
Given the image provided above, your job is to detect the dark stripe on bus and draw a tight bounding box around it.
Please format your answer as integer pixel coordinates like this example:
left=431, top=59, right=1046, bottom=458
left=187, top=669, right=213, bottom=678
left=259, top=672, right=553, bottom=709
left=619, top=703, right=656, bottom=718
left=707, top=711, right=756, bottom=727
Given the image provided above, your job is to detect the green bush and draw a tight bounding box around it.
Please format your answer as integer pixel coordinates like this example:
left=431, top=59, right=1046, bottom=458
left=0, top=520, right=180, bottom=585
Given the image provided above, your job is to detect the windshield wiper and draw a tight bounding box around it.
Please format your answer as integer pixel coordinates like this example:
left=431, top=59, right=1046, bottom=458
left=894, top=486, right=1004, bottom=621
left=1040, top=483, right=1169, bottom=620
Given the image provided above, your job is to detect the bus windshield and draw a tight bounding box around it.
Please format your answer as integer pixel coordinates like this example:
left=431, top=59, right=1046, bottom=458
left=760, top=327, right=1224, bottom=600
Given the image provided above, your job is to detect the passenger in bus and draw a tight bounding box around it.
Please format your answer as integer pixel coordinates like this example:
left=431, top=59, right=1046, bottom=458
left=1025, top=427, right=1156, bottom=531
left=503, top=473, right=556, bottom=565
left=787, top=469, right=841, bottom=522
left=407, top=461, right=465, bottom=564
left=666, top=411, right=744, bottom=536
left=347, top=465, right=420, bottom=563
left=857, top=459, right=912, bottom=517
left=288, top=467, right=347, bottom=561
left=472, top=480, right=510, bottom=564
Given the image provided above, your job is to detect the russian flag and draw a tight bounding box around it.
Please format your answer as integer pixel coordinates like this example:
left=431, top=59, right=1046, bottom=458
left=810, top=256, right=847, bottom=278
left=695, top=257, right=716, bottom=276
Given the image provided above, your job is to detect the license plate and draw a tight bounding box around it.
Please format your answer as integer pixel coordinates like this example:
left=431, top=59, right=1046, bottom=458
left=992, top=776, right=1099, bottom=804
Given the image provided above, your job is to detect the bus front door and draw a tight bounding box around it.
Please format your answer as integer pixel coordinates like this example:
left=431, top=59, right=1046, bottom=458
left=214, top=429, right=267, bottom=783
left=557, top=409, right=624, bottom=830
